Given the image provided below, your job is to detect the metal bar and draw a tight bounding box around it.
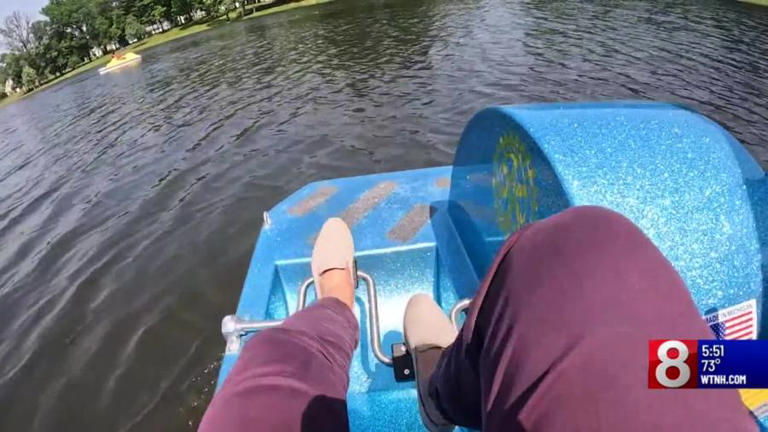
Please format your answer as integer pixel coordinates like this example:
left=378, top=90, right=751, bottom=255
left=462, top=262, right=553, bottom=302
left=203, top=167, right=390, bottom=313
left=222, top=274, right=469, bottom=365
left=221, top=271, right=394, bottom=367
left=297, top=276, right=313, bottom=310
left=222, top=277, right=316, bottom=354
left=450, top=298, right=472, bottom=331
left=360, top=272, right=392, bottom=366
left=221, top=316, right=284, bottom=353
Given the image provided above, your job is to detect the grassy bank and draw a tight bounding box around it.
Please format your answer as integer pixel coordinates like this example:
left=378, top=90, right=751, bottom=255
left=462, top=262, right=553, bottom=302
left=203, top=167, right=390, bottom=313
left=0, top=0, right=332, bottom=109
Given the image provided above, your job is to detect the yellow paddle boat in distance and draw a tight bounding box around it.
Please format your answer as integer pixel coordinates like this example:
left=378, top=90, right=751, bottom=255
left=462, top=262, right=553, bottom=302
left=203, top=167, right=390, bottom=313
left=99, top=52, right=142, bottom=75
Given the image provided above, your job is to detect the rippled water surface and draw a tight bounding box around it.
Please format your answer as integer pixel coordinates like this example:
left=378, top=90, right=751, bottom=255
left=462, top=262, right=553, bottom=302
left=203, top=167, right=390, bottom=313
left=0, top=0, right=767, bottom=430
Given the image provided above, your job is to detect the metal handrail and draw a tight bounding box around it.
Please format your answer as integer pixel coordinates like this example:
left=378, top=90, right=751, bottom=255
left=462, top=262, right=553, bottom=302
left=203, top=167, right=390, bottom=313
left=221, top=275, right=472, bottom=364
left=359, top=272, right=391, bottom=366
left=221, top=277, right=319, bottom=354
left=449, top=298, right=472, bottom=330
left=221, top=271, right=393, bottom=366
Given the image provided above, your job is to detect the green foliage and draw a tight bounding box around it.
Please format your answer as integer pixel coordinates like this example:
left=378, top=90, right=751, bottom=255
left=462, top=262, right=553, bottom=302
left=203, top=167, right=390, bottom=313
left=171, top=0, right=193, bottom=19
left=0, top=65, right=8, bottom=86
left=67, top=55, right=82, bottom=70
left=152, top=5, right=168, bottom=22
left=0, top=53, right=24, bottom=89
left=108, top=8, right=125, bottom=42
left=219, top=0, right=234, bottom=20
left=124, top=15, right=146, bottom=41
left=21, top=65, right=37, bottom=89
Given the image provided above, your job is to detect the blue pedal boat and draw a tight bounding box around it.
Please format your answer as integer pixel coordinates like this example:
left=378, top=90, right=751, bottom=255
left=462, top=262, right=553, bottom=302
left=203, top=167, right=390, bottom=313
left=217, top=102, right=768, bottom=429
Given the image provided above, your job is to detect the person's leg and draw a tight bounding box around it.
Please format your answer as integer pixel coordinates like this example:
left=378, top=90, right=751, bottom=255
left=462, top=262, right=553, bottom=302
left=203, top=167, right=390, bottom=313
left=428, top=206, right=756, bottom=431
left=199, top=218, right=359, bottom=432
left=199, top=297, right=358, bottom=431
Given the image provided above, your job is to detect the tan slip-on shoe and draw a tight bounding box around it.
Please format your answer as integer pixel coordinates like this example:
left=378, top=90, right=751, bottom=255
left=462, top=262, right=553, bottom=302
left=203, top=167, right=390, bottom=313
left=311, top=217, right=357, bottom=295
left=404, top=294, right=457, bottom=432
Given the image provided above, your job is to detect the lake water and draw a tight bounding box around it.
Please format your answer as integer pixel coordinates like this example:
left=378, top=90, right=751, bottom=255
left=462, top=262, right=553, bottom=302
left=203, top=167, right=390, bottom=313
left=0, top=0, right=766, bottom=430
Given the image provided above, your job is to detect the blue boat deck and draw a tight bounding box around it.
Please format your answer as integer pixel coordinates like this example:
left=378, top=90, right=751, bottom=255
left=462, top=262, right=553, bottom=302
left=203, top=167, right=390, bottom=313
left=219, top=165, right=473, bottom=430
left=217, top=102, right=768, bottom=429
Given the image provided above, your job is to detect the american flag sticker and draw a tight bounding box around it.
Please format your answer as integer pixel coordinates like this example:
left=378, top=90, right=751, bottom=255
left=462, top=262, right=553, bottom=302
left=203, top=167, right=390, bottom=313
left=703, top=299, right=758, bottom=340
left=706, top=300, right=763, bottom=420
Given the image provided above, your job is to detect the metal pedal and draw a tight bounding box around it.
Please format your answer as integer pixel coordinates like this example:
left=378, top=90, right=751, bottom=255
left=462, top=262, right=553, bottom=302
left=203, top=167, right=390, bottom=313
left=391, top=342, right=415, bottom=382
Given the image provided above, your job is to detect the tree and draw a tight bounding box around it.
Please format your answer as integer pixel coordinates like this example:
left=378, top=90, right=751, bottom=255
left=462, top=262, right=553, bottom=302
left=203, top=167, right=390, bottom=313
left=220, top=0, right=234, bottom=21
left=42, top=0, right=115, bottom=55
left=30, top=20, right=53, bottom=77
left=152, top=5, right=168, bottom=24
left=42, top=0, right=92, bottom=37
left=171, top=0, right=193, bottom=22
left=0, top=13, right=49, bottom=83
left=21, top=65, right=37, bottom=89
left=136, top=0, right=157, bottom=26
left=92, top=14, right=112, bottom=51
left=30, top=21, right=81, bottom=78
left=0, top=62, right=9, bottom=96
left=0, top=7, right=93, bottom=84
left=124, top=15, right=146, bottom=41
left=2, top=54, right=20, bottom=93
left=1, top=53, right=24, bottom=85
left=108, top=8, right=126, bottom=45
left=200, top=0, right=223, bottom=19
left=0, top=11, right=35, bottom=56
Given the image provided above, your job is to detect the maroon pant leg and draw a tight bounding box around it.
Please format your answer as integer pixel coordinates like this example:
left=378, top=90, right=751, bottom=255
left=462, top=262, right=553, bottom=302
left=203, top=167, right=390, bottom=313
left=430, top=206, right=756, bottom=431
left=199, top=297, right=358, bottom=432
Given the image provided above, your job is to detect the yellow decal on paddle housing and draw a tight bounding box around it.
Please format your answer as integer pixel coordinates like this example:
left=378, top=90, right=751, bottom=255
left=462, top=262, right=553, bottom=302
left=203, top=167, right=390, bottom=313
left=492, top=133, right=538, bottom=233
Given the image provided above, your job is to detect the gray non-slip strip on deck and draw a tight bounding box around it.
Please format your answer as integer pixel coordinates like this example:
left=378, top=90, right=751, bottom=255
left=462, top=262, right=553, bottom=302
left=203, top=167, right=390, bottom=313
left=339, top=181, right=397, bottom=226
left=387, top=204, right=430, bottom=243
left=435, top=177, right=450, bottom=189
left=307, top=181, right=397, bottom=244
left=288, top=185, right=338, bottom=216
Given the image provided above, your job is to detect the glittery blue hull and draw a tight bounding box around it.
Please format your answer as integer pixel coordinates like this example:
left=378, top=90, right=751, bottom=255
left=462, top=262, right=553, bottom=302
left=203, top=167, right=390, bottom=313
left=217, top=102, right=768, bottom=429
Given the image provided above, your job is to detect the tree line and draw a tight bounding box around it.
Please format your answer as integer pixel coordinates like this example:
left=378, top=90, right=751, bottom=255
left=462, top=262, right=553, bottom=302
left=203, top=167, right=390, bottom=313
left=0, top=0, right=253, bottom=95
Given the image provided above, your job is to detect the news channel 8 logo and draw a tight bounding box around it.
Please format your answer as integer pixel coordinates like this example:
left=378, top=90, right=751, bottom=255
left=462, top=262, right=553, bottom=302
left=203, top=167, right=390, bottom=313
left=649, top=340, right=698, bottom=388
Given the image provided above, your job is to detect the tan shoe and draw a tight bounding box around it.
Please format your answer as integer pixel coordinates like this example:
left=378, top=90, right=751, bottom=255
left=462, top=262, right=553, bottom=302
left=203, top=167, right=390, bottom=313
left=311, top=217, right=357, bottom=295
left=404, top=294, right=457, bottom=431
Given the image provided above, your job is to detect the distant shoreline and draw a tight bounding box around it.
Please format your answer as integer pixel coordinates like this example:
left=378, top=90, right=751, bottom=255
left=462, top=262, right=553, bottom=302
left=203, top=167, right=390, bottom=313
left=0, top=0, right=332, bottom=110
